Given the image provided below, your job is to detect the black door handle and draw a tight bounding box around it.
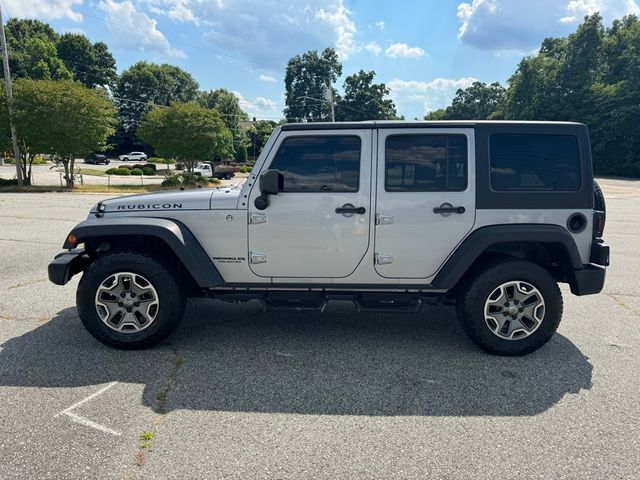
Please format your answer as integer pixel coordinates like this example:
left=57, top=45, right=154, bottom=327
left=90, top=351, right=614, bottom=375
left=433, top=205, right=465, bottom=214
left=335, top=204, right=366, bottom=215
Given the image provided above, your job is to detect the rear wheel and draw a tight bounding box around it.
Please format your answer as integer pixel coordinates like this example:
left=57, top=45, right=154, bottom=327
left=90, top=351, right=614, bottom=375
left=457, top=259, right=562, bottom=356
left=77, top=252, right=186, bottom=349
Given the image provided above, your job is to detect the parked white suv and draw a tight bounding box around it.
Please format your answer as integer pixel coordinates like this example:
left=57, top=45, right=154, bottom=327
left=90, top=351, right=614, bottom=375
left=49, top=121, right=609, bottom=355
left=118, top=151, right=147, bottom=162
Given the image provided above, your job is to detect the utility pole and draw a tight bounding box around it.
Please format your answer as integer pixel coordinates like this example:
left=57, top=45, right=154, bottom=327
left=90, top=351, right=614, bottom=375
left=325, top=80, right=335, bottom=122
left=0, top=5, right=23, bottom=184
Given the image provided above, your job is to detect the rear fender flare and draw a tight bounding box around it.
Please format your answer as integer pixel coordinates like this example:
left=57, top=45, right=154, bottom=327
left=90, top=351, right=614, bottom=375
left=432, top=224, right=583, bottom=289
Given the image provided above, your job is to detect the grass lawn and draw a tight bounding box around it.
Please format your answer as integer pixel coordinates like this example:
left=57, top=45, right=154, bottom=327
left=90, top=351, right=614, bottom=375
left=0, top=184, right=167, bottom=193
left=72, top=168, right=108, bottom=177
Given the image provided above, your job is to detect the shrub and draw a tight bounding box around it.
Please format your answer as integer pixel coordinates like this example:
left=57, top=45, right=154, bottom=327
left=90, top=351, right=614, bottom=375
left=132, top=164, right=144, bottom=170
left=130, top=168, right=143, bottom=176
left=105, top=167, right=118, bottom=175
left=162, top=176, right=181, bottom=187
left=119, top=165, right=131, bottom=170
left=148, top=157, right=175, bottom=164
left=142, top=163, right=157, bottom=171
left=32, top=155, right=47, bottom=165
left=0, top=178, right=18, bottom=186
left=116, top=168, right=131, bottom=176
left=142, top=167, right=156, bottom=176
left=4, top=158, right=15, bottom=164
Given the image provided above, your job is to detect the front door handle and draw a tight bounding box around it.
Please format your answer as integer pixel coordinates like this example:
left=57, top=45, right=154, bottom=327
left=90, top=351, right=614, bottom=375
left=335, top=204, right=366, bottom=215
left=433, top=204, right=465, bottom=215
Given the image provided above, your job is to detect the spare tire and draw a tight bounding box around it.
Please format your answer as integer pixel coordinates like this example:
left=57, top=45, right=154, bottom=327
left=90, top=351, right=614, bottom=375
left=593, top=180, right=606, bottom=213
left=593, top=179, right=606, bottom=234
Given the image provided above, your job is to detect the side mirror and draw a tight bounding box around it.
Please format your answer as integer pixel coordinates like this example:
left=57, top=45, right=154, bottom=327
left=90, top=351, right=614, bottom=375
left=259, top=169, right=283, bottom=195
left=254, top=169, right=283, bottom=210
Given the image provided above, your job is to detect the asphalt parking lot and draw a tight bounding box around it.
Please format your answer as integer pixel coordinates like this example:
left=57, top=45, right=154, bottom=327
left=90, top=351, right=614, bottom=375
left=1, top=179, right=639, bottom=479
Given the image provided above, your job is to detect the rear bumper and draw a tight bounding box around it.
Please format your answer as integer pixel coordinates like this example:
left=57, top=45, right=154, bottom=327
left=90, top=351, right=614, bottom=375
left=570, top=264, right=606, bottom=296
left=590, top=240, right=610, bottom=266
left=48, top=249, right=88, bottom=286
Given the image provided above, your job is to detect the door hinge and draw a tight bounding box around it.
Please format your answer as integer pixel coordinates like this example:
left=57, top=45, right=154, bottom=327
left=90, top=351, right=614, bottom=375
left=375, top=253, right=393, bottom=265
left=250, top=213, right=267, bottom=224
left=376, top=214, right=394, bottom=225
left=250, top=252, right=267, bottom=264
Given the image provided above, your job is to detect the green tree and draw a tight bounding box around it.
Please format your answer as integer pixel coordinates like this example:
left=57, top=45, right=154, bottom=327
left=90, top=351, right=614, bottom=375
left=503, top=55, right=564, bottom=120
left=113, top=62, right=199, bottom=151
left=138, top=102, right=233, bottom=175
left=56, top=33, right=117, bottom=88
left=197, top=88, right=249, bottom=158
left=589, top=15, right=640, bottom=176
left=1, top=80, right=116, bottom=186
left=235, top=144, right=248, bottom=162
left=425, top=82, right=505, bottom=120
left=424, top=108, right=446, bottom=120
left=246, top=120, right=277, bottom=160
left=284, top=48, right=342, bottom=122
left=4, top=19, right=58, bottom=79
left=21, top=38, right=72, bottom=80
left=335, top=70, right=396, bottom=121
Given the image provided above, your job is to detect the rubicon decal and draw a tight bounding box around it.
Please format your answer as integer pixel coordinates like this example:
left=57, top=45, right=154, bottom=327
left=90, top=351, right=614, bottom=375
left=116, top=203, right=183, bottom=210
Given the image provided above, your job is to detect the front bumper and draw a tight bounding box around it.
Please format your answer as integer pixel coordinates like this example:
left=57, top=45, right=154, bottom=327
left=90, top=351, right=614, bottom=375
left=48, top=249, right=89, bottom=285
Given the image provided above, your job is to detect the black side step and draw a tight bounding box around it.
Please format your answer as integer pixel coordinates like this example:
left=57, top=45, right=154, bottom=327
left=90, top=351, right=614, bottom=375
left=263, top=292, right=328, bottom=311
left=354, top=294, right=423, bottom=313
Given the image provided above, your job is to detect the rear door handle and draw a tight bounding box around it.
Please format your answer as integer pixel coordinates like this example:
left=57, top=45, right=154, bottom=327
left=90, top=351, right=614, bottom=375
left=433, top=204, right=465, bottom=214
left=335, top=204, right=366, bottom=215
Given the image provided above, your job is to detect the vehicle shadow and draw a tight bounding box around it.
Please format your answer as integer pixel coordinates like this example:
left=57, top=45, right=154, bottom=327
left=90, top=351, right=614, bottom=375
left=0, top=299, right=592, bottom=416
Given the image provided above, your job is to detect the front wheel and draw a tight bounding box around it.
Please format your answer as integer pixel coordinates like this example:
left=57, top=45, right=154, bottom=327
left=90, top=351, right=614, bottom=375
left=77, top=252, right=186, bottom=349
left=456, top=259, right=563, bottom=356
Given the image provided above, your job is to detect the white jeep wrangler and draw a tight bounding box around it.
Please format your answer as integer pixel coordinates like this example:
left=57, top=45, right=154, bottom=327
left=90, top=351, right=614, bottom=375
left=49, top=121, right=609, bottom=355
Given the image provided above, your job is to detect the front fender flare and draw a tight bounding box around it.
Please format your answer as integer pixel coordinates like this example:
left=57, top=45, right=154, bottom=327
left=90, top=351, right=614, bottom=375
left=64, top=217, right=224, bottom=288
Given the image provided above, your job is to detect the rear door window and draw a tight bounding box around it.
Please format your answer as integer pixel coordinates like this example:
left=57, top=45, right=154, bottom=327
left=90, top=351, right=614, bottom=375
left=385, top=134, right=468, bottom=192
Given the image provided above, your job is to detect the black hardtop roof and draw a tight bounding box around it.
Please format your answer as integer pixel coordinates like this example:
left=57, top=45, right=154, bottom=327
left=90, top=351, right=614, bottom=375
left=280, top=120, right=585, bottom=131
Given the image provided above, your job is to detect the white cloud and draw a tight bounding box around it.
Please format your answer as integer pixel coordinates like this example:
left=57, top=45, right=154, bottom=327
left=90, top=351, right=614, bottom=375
left=385, top=42, right=426, bottom=58
left=98, top=0, right=185, bottom=58
left=233, top=91, right=280, bottom=120
left=388, top=77, right=478, bottom=116
left=315, top=2, right=358, bottom=59
left=144, top=0, right=199, bottom=24
left=143, top=0, right=359, bottom=67
left=364, top=41, right=382, bottom=56
left=457, top=0, right=640, bottom=52
left=259, top=74, right=277, bottom=82
left=375, top=20, right=385, bottom=30
left=3, top=0, right=83, bottom=22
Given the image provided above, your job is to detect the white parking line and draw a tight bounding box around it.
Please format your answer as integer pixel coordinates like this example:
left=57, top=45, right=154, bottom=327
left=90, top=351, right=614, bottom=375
left=63, top=411, right=122, bottom=436
left=57, top=382, right=122, bottom=436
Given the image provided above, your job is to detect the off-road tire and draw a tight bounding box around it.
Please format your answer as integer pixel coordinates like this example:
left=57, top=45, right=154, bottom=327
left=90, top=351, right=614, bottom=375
left=77, top=252, right=186, bottom=349
left=457, top=259, right=563, bottom=356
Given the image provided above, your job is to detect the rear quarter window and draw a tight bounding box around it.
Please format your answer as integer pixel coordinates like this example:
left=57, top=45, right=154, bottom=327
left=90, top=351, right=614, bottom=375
left=489, top=134, right=580, bottom=191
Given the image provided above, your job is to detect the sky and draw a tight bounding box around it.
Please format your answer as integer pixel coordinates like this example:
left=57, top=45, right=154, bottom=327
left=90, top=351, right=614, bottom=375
left=4, top=0, right=640, bottom=120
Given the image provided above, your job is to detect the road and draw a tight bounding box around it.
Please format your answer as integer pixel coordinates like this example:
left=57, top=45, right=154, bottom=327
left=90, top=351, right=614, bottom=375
left=0, top=178, right=639, bottom=479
